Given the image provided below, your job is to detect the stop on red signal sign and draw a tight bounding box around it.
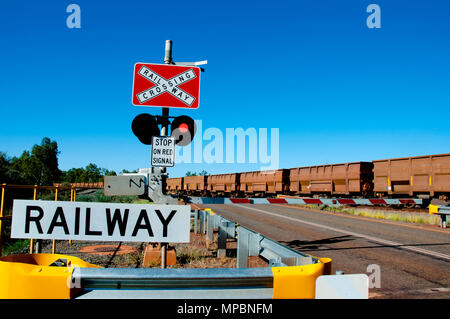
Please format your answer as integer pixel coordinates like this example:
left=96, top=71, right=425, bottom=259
left=132, top=63, right=201, bottom=109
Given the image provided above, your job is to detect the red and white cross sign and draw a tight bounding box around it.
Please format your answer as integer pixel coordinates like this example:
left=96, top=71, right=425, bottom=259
left=132, top=63, right=201, bottom=109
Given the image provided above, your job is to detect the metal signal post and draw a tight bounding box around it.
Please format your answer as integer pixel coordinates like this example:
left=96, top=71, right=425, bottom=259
left=160, top=40, right=172, bottom=269
left=130, top=40, right=207, bottom=267
left=157, top=40, right=207, bottom=267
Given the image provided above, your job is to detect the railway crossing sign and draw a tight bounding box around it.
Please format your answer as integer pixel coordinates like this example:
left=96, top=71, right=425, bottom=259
left=151, top=136, right=175, bottom=167
left=11, top=200, right=191, bottom=243
left=104, top=175, right=146, bottom=196
left=132, top=63, right=201, bottom=109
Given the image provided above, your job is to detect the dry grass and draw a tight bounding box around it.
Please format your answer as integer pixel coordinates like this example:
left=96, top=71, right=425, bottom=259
left=169, top=231, right=268, bottom=269
left=353, top=210, right=440, bottom=225
left=298, top=204, right=441, bottom=225
left=170, top=233, right=237, bottom=268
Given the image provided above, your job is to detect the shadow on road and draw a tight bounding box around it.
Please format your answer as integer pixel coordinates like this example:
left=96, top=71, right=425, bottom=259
left=280, top=235, right=356, bottom=251
left=280, top=235, right=450, bottom=253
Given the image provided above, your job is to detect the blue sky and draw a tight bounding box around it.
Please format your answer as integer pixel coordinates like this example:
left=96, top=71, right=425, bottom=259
left=0, top=0, right=449, bottom=178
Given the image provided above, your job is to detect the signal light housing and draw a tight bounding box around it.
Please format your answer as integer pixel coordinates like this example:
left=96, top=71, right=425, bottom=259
left=171, top=115, right=196, bottom=146
left=131, top=113, right=160, bottom=145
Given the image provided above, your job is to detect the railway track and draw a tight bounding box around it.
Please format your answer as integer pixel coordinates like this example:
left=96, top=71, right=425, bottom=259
left=167, top=153, right=450, bottom=204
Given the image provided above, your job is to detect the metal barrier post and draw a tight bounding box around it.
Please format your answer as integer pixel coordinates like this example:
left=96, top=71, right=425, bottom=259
left=225, top=221, right=235, bottom=239
left=161, top=243, right=167, bottom=269
left=217, top=221, right=227, bottom=258
left=52, top=186, right=59, bottom=254
left=29, top=185, right=38, bottom=254
left=0, top=184, right=6, bottom=256
left=206, top=213, right=214, bottom=242
left=237, top=227, right=249, bottom=268
left=199, top=210, right=205, bottom=234
left=193, top=210, right=198, bottom=234
left=68, top=187, right=74, bottom=246
left=203, top=210, right=207, bottom=234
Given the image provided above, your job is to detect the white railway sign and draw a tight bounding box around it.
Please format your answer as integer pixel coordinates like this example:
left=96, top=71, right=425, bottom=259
left=11, top=200, right=190, bottom=243
left=151, top=136, right=175, bottom=167
left=104, top=175, right=146, bottom=196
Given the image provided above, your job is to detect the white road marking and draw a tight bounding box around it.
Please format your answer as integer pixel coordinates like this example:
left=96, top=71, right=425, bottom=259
left=235, top=204, right=450, bottom=261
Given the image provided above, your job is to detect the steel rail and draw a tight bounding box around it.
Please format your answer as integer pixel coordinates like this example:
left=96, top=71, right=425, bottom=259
left=259, top=235, right=316, bottom=265
left=72, top=267, right=273, bottom=289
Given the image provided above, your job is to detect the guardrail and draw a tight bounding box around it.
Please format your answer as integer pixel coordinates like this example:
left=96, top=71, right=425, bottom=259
left=72, top=267, right=275, bottom=299
left=196, top=209, right=318, bottom=268
left=429, top=204, right=450, bottom=228
left=71, top=208, right=334, bottom=299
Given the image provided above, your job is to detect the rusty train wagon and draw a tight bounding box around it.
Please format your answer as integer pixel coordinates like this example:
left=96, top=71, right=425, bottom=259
left=183, top=175, right=208, bottom=196
left=373, top=153, right=450, bottom=200
left=240, top=169, right=289, bottom=197
left=207, top=173, right=240, bottom=197
left=289, top=162, right=374, bottom=196
left=165, top=177, right=183, bottom=194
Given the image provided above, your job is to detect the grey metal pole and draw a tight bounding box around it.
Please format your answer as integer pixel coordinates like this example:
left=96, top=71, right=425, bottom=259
left=160, top=40, right=173, bottom=268
left=161, top=40, right=172, bottom=168
left=164, top=40, right=173, bottom=64
left=161, top=39, right=172, bottom=137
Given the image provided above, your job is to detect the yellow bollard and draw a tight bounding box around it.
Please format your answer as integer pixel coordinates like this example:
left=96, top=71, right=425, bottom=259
left=0, top=253, right=101, bottom=299
left=271, top=257, right=332, bottom=299
left=429, top=204, right=439, bottom=215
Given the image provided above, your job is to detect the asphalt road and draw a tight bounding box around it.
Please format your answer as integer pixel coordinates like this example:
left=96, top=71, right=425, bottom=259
left=195, top=203, right=450, bottom=299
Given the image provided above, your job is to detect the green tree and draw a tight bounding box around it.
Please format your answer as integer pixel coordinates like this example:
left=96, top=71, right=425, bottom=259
left=101, top=168, right=117, bottom=176
left=83, top=163, right=102, bottom=182
left=0, top=152, right=12, bottom=183
left=185, top=171, right=197, bottom=176
left=120, top=169, right=137, bottom=174
left=7, top=137, right=61, bottom=185
left=61, top=168, right=85, bottom=183
left=61, top=163, right=105, bottom=183
left=30, top=137, right=61, bottom=185
left=185, top=171, right=208, bottom=176
left=1, top=137, right=120, bottom=186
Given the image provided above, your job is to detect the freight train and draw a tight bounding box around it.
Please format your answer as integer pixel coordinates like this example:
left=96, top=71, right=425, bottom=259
left=166, top=153, right=450, bottom=203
